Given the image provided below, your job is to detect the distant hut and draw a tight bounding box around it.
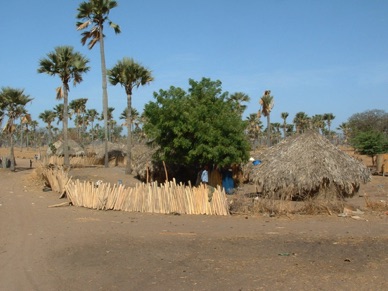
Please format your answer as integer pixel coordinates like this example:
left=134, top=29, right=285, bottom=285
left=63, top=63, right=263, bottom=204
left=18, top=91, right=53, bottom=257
left=47, top=139, right=85, bottom=156
left=251, top=131, right=371, bottom=200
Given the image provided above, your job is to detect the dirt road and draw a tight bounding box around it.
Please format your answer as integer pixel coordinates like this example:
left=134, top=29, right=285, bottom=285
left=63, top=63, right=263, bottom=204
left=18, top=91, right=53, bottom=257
left=1, top=162, right=388, bottom=290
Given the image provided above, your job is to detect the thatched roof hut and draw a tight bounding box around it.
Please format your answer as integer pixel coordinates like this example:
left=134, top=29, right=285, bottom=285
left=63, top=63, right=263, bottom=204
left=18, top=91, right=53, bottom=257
left=251, top=131, right=371, bottom=200
left=47, top=139, right=85, bottom=156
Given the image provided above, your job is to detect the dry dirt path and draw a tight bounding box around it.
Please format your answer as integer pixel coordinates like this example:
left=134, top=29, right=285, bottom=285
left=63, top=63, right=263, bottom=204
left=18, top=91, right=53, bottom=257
left=1, top=161, right=388, bottom=290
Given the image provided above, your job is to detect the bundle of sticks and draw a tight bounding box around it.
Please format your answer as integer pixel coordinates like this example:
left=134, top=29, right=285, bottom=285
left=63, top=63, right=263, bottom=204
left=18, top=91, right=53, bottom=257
left=65, top=179, right=229, bottom=216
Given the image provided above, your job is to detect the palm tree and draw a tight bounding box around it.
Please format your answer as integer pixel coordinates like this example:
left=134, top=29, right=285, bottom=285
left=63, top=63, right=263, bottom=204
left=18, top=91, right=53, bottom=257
left=76, top=0, right=121, bottom=168
left=246, top=113, right=263, bottom=147
left=100, top=107, right=115, bottom=142
left=323, top=113, right=335, bottom=134
left=293, top=112, right=309, bottom=134
left=259, top=90, right=274, bottom=147
left=38, top=46, right=90, bottom=167
left=228, top=92, right=250, bottom=116
left=311, top=114, right=325, bottom=134
left=19, top=113, right=31, bottom=149
left=108, top=57, right=153, bottom=174
left=53, top=104, right=66, bottom=126
left=86, top=108, right=99, bottom=141
left=337, top=122, right=350, bottom=144
left=30, top=120, right=39, bottom=148
left=69, top=98, right=88, bottom=141
left=0, top=87, right=33, bottom=171
left=39, top=110, right=56, bottom=144
left=280, top=112, right=289, bottom=139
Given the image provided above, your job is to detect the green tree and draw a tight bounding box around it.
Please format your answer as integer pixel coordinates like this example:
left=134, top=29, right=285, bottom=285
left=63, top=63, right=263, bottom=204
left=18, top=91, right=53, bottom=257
left=259, top=90, right=274, bottom=147
left=351, top=131, right=388, bottom=166
left=77, top=0, right=121, bottom=168
left=0, top=87, right=33, bottom=170
left=143, top=78, right=250, bottom=173
left=108, top=57, right=153, bottom=174
left=38, top=46, right=90, bottom=167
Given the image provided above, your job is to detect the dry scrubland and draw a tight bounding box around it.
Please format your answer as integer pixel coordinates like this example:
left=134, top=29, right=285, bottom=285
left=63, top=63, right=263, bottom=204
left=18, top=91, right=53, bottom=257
left=1, top=146, right=388, bottom=290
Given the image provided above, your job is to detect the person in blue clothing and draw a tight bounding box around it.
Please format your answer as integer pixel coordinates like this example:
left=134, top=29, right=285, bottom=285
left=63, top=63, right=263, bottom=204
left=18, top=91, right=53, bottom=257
left=201, top=165, right=209, bottom=185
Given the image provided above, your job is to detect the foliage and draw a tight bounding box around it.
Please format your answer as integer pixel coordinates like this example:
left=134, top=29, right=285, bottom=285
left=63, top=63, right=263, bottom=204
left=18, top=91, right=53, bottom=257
left=347, top=109, right=388, bottom=138
left=350, top=130, right=388, bottom=160
left=143, top=78, right=250, bottom=168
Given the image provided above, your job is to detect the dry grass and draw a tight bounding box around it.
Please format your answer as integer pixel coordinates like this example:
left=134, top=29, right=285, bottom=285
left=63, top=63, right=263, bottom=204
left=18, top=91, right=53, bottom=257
left=228, top=193, right=346, bottom=216
left=364, top=195, right=388, bottom=211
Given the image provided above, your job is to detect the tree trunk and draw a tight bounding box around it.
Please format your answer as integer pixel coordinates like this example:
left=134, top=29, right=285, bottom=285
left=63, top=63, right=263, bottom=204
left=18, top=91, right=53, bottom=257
left=99, top=24, right=109, bottom=168
left=126, top=91, right=132, bottom=175
left=10, top=131, right=15, bottom=171
left=63, top=84, right=70, bottom=168
left=267, top=115, right=271, bottom=147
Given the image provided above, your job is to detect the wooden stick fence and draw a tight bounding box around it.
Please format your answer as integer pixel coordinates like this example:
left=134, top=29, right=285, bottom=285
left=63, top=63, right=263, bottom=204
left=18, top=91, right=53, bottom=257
left=40, top=166, right=230, bottom=215
left=65, top=179, right=230, bottom=215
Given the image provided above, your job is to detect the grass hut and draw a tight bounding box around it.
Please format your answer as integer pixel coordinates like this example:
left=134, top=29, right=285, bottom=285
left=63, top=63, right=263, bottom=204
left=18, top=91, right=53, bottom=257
left=251, top=131, right=371, bottom=200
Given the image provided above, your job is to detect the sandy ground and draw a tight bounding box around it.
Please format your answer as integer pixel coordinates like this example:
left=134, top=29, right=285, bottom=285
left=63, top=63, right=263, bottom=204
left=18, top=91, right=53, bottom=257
left=1, top=148, right=388, bottom=290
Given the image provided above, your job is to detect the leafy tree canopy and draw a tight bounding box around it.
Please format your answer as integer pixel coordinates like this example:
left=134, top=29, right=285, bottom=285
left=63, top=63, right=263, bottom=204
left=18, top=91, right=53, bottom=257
left=350, top=130, right=388, bottom=160
left=143, top=78, right=250, bottom=168
left=348, top=109, right=388, bottom=138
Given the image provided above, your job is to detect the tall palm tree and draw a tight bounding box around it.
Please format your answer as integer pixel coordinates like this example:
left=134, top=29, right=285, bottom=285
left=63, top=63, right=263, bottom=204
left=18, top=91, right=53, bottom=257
left=246, top=113, right=263, bottom=147
left=280, top=112, right=289, bottom=139
left=76, top=0, right=121, bottom=168
left=108, top=57, right=153, bottom=174
left=39, top=110, right=56, bottom=144
left=259, top=90, right=274, bottom=147
left=0, top=87, right=33, bottom=171
left=38, top=46, right=90, bottom=167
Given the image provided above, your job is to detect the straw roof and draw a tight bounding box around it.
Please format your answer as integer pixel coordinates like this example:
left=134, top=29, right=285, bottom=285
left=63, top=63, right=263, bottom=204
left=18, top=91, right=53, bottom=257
left=47, top=139, right=85, bottom=156
left=251, top=131, right=371, bottom=200
left=87, top=141, right=125, bottom=159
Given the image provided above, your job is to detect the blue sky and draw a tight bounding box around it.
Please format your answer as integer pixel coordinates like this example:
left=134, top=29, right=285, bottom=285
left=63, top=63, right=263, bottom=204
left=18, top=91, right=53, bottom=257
left=1, top=0, right=387, bottom=131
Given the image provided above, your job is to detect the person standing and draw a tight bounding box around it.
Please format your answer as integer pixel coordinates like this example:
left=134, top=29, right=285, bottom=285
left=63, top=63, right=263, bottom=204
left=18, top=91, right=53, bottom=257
left=201, top=165, right=209, bottom=185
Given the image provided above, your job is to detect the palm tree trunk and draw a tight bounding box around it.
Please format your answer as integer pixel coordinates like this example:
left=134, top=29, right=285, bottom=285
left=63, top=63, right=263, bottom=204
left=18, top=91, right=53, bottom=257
left=267, top=115, right=271, bottom=147
left=9, top=118, right=15, bottom=171
left=99, top=25, right=109, bottom=168
left=63, top=84, right=70, bottom=167
left=126, top=92, right=132, bottom=174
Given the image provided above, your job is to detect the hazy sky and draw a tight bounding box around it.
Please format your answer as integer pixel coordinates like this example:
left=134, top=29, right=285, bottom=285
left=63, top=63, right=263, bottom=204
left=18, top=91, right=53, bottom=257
left=1, top=0, right=387, bottom=130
